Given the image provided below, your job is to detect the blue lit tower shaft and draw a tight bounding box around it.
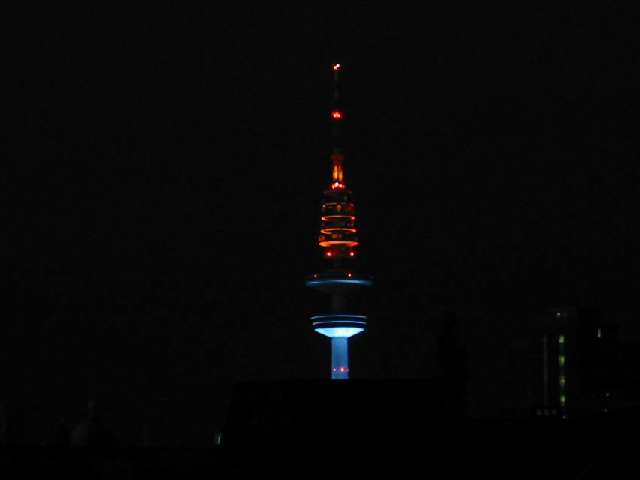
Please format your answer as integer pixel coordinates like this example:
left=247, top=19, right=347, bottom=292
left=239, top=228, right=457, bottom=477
left=332, top=338, right=348, bottom=380
left=309, top=280, right=369, bottom=379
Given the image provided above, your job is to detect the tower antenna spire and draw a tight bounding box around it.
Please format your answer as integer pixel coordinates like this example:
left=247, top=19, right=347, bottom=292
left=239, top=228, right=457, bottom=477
left=330, top=63, right=345, bottom=191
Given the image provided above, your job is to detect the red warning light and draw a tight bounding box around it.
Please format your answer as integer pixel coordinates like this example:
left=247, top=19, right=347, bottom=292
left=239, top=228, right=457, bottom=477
left=331, top=110, right=343, bottom=120
left=332, top=63, right=341, bottom=71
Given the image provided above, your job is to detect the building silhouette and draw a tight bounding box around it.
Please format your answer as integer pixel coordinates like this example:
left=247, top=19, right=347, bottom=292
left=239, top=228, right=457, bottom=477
left=499, top=307, right=636, bottom=419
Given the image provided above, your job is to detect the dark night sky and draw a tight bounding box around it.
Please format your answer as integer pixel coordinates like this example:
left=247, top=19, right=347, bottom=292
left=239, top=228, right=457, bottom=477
left=6, top=5, right=640, bottom=444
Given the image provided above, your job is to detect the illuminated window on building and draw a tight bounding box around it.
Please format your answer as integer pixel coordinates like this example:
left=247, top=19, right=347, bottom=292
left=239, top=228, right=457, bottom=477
left=558, top=355, right=565, bottom=367
left=558, top=335, right=565, bottom=344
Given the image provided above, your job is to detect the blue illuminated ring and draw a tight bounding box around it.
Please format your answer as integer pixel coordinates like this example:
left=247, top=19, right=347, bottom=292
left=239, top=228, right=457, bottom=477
left=305, top=278, right=373, bottom=287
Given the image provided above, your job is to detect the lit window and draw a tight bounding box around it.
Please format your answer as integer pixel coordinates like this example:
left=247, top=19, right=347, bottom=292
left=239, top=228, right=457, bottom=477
left=560, top=394, right=567, bottom=406
left=558, top=355, right=565, bottom=367
left=558, top=335, right=565, bottom=344
left=559, top=376, right=566, bottom=387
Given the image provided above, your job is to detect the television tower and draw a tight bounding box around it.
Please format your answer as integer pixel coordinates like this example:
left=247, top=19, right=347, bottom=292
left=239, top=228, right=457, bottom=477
left=306, top=63, right=373, bottom=380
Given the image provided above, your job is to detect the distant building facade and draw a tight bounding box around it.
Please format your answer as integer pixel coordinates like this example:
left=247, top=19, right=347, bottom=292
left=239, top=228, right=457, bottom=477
left=506, top=307, right=635, bottom=419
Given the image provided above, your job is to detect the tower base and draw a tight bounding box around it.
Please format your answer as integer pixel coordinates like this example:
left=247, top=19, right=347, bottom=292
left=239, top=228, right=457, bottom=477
left=331, top=337, right=349, bottom=380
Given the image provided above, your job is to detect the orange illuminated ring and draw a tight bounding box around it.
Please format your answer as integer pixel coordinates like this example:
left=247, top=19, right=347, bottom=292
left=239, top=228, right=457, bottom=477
left=321, top=215, right=355, bottom=221
left=320, top=228, right=357, bottom=234
left=319, top=240, right=359, bottom=248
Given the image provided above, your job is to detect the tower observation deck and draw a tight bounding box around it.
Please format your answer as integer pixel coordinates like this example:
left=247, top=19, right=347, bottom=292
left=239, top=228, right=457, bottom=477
left=305, top=63, right=373, bottom=380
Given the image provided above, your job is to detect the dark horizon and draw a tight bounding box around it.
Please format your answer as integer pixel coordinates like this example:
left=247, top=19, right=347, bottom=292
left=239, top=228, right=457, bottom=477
left=6, top=5, right=640, bottom=445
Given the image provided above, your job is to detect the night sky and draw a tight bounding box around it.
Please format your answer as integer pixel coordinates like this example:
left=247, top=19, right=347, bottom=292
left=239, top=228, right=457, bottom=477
left=7, top=6, right=640, bottom=445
